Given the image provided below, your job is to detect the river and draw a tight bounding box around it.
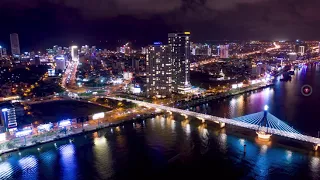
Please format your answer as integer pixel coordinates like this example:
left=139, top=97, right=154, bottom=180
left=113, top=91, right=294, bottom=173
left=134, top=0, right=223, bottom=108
left=0, top=64, right=320, bottom=179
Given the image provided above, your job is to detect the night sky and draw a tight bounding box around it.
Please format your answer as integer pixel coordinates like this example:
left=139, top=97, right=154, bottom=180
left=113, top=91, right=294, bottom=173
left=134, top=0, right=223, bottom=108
left=0, top=0, right=320, bottom=51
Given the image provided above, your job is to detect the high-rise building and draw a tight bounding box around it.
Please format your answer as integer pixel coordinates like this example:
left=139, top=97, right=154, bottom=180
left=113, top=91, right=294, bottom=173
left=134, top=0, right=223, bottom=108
left=219, top=45, right=229, bottom=58
left=146, top=42, right=172, bottom=97
left=10, top=33, right=21, bottom=56
left=251, top=64, right=262, bottom=77
left=298, top=46, right=305, bottom=55
left=0, top=46, right=2, bottom=58
left=141, top=47, right=148, bottom=54
left=132, top=59, right=140, bottom=72
left=288, top=52, right=297, bottom=61
left=57, top=47, right=63, bottom=55
left=2, top=48, right=7, bottom=56
left=91, top=46, right=96, bottom=55
left=168, top=32, right=191, bottom=93
left=55, top=55, right=66, bottom=71
left=71, top=46, right=79, bottom=61
left=191, top=44, right=212, bottom=56
left=34, top=55, right=41, bottom=66
left=0, top=102, right=17, bottom=132
left=53, top=45, right=58, bottom=55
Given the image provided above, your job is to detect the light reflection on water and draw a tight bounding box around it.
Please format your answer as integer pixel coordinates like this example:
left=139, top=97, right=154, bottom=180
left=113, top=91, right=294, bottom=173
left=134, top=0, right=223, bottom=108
left=0, top=162, right=13, bottom=179
left=0, top=115, right=319, bottom=179
left=59, top=144, right=77, bottom=180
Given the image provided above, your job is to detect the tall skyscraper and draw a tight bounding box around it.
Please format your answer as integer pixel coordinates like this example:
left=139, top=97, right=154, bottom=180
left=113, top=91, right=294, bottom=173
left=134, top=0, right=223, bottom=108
left=168, top=32, right=191, bottom=93
left=298, top=46, right=305, bottom=55
left=2, top=48, right=7, bottom=56
left=71, top=46, right=79, bottom=61
left=219, top=45, right=229, bottom=58
left=146, top=42, right=172, bottom=97
left=10, top=33, right=21, bottom=56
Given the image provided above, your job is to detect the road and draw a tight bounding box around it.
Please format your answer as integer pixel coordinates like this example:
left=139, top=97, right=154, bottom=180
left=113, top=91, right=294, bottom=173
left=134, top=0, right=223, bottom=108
left=61, top=60, right=82, bottom=92
left=239, top=42, right=281, bottom=56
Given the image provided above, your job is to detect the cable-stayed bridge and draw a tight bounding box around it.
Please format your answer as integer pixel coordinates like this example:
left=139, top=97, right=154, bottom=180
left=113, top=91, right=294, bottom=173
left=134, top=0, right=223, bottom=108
left=109, top=97, right=320, bottom=149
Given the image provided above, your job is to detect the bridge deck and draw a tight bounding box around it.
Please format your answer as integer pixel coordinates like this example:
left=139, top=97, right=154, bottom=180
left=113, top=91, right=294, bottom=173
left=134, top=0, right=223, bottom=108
left=110, top=97, right=320, bottom=145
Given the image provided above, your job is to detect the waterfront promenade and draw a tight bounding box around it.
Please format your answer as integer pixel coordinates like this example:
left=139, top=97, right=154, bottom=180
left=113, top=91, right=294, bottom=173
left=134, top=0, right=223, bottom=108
left=0, top=106, right=157, bottom=155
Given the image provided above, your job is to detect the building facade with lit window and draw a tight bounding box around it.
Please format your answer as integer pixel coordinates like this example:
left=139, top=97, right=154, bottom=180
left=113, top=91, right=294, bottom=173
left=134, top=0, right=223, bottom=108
left=146, top=42, right=172, bottom=97
left=0, top=102, right=17, bottom=132
left=219, top=45, right=229, bottom=58
left=298, top=46, right=305, bottom=55
left=168, top=32, right=191, bottom=93
left=10, top=33, right=21, bottom=57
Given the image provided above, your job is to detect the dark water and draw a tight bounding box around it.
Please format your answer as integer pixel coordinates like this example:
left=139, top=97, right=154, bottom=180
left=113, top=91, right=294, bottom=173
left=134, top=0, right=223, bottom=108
left=191, top=64, right=320, bottom=136
left=0, top=116, right=319, bottom=180
left=1, top=64, right=320, bottom=179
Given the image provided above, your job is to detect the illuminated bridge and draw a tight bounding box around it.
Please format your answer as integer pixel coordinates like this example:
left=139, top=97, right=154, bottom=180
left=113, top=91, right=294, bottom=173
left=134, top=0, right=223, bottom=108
left=109, top=97, right=320, bottom=149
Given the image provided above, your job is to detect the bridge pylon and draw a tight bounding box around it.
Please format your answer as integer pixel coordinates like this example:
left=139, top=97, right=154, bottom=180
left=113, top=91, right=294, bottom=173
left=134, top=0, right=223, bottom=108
left=256, top=105, right=272, bottom=140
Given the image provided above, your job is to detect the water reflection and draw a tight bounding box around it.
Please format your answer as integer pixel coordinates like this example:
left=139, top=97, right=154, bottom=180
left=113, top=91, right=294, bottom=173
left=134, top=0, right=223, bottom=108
left=59, top=144, right=77, bottom=180
left=0, top=113, right=319, bottom=179
left=171, top=119, right=176, bottom=131
left=40, top=150, right=57, bottom=178
left=285, top=150, right=292, bottom=162
left=198, top=124, right=209, bottom=154
left=0, top=162, right=13, bottom=179
left=94, top=135, right=113, bottom=179
left=310, top=156, right=320, bottom=178
left=260, top=145, right=268, bottom=154
left=19, top=155, right=38, bottom=180
left=218, top=129, right=227, bottom=153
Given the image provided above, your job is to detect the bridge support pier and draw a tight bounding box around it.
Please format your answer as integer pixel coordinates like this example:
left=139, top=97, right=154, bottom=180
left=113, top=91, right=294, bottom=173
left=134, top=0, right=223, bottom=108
left=256, top=130, right=272, bottom=140
left=197, top=117, right=205, bottom=123
left=313, top=145, right=319, bottom=151
left=181, top=113, right=188, bottom=119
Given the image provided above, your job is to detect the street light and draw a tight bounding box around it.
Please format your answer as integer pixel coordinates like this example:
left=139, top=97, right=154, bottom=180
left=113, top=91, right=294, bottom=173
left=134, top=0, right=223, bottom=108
left=264, top=105, right=269, bottom=111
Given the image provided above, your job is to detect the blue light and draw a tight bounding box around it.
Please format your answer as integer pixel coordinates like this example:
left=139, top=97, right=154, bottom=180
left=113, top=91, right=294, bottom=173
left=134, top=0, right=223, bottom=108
left=264, top=105, right=269, bottom=111
left=233, top=111, right=301, bottom=134
left=153, top=42, right=162, bottom=45
left=59, top=120, right=71, bottom=127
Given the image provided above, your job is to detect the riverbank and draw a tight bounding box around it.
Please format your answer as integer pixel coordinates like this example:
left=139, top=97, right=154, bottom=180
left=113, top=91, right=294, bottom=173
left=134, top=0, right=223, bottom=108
left=0, top=108, right=161, bottom=156
left=177, top=82, right=274, bottom=108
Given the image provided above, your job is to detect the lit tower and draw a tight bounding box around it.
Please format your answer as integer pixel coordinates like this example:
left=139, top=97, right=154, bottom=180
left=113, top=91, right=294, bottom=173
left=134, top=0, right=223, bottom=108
left=10, top=33, right=21, bottom=57
left=146, top=42, right=172, bottom=97
left=71, top=46, right=79, bottom=61
left=256, top=105, right=272, bottom=140
left=168, top=32, right=191, bottom=93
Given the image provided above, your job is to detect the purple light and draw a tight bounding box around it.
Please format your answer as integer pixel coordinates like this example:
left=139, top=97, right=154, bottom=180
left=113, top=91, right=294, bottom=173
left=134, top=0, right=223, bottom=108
left=59, top=120, right=71, bottom=127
